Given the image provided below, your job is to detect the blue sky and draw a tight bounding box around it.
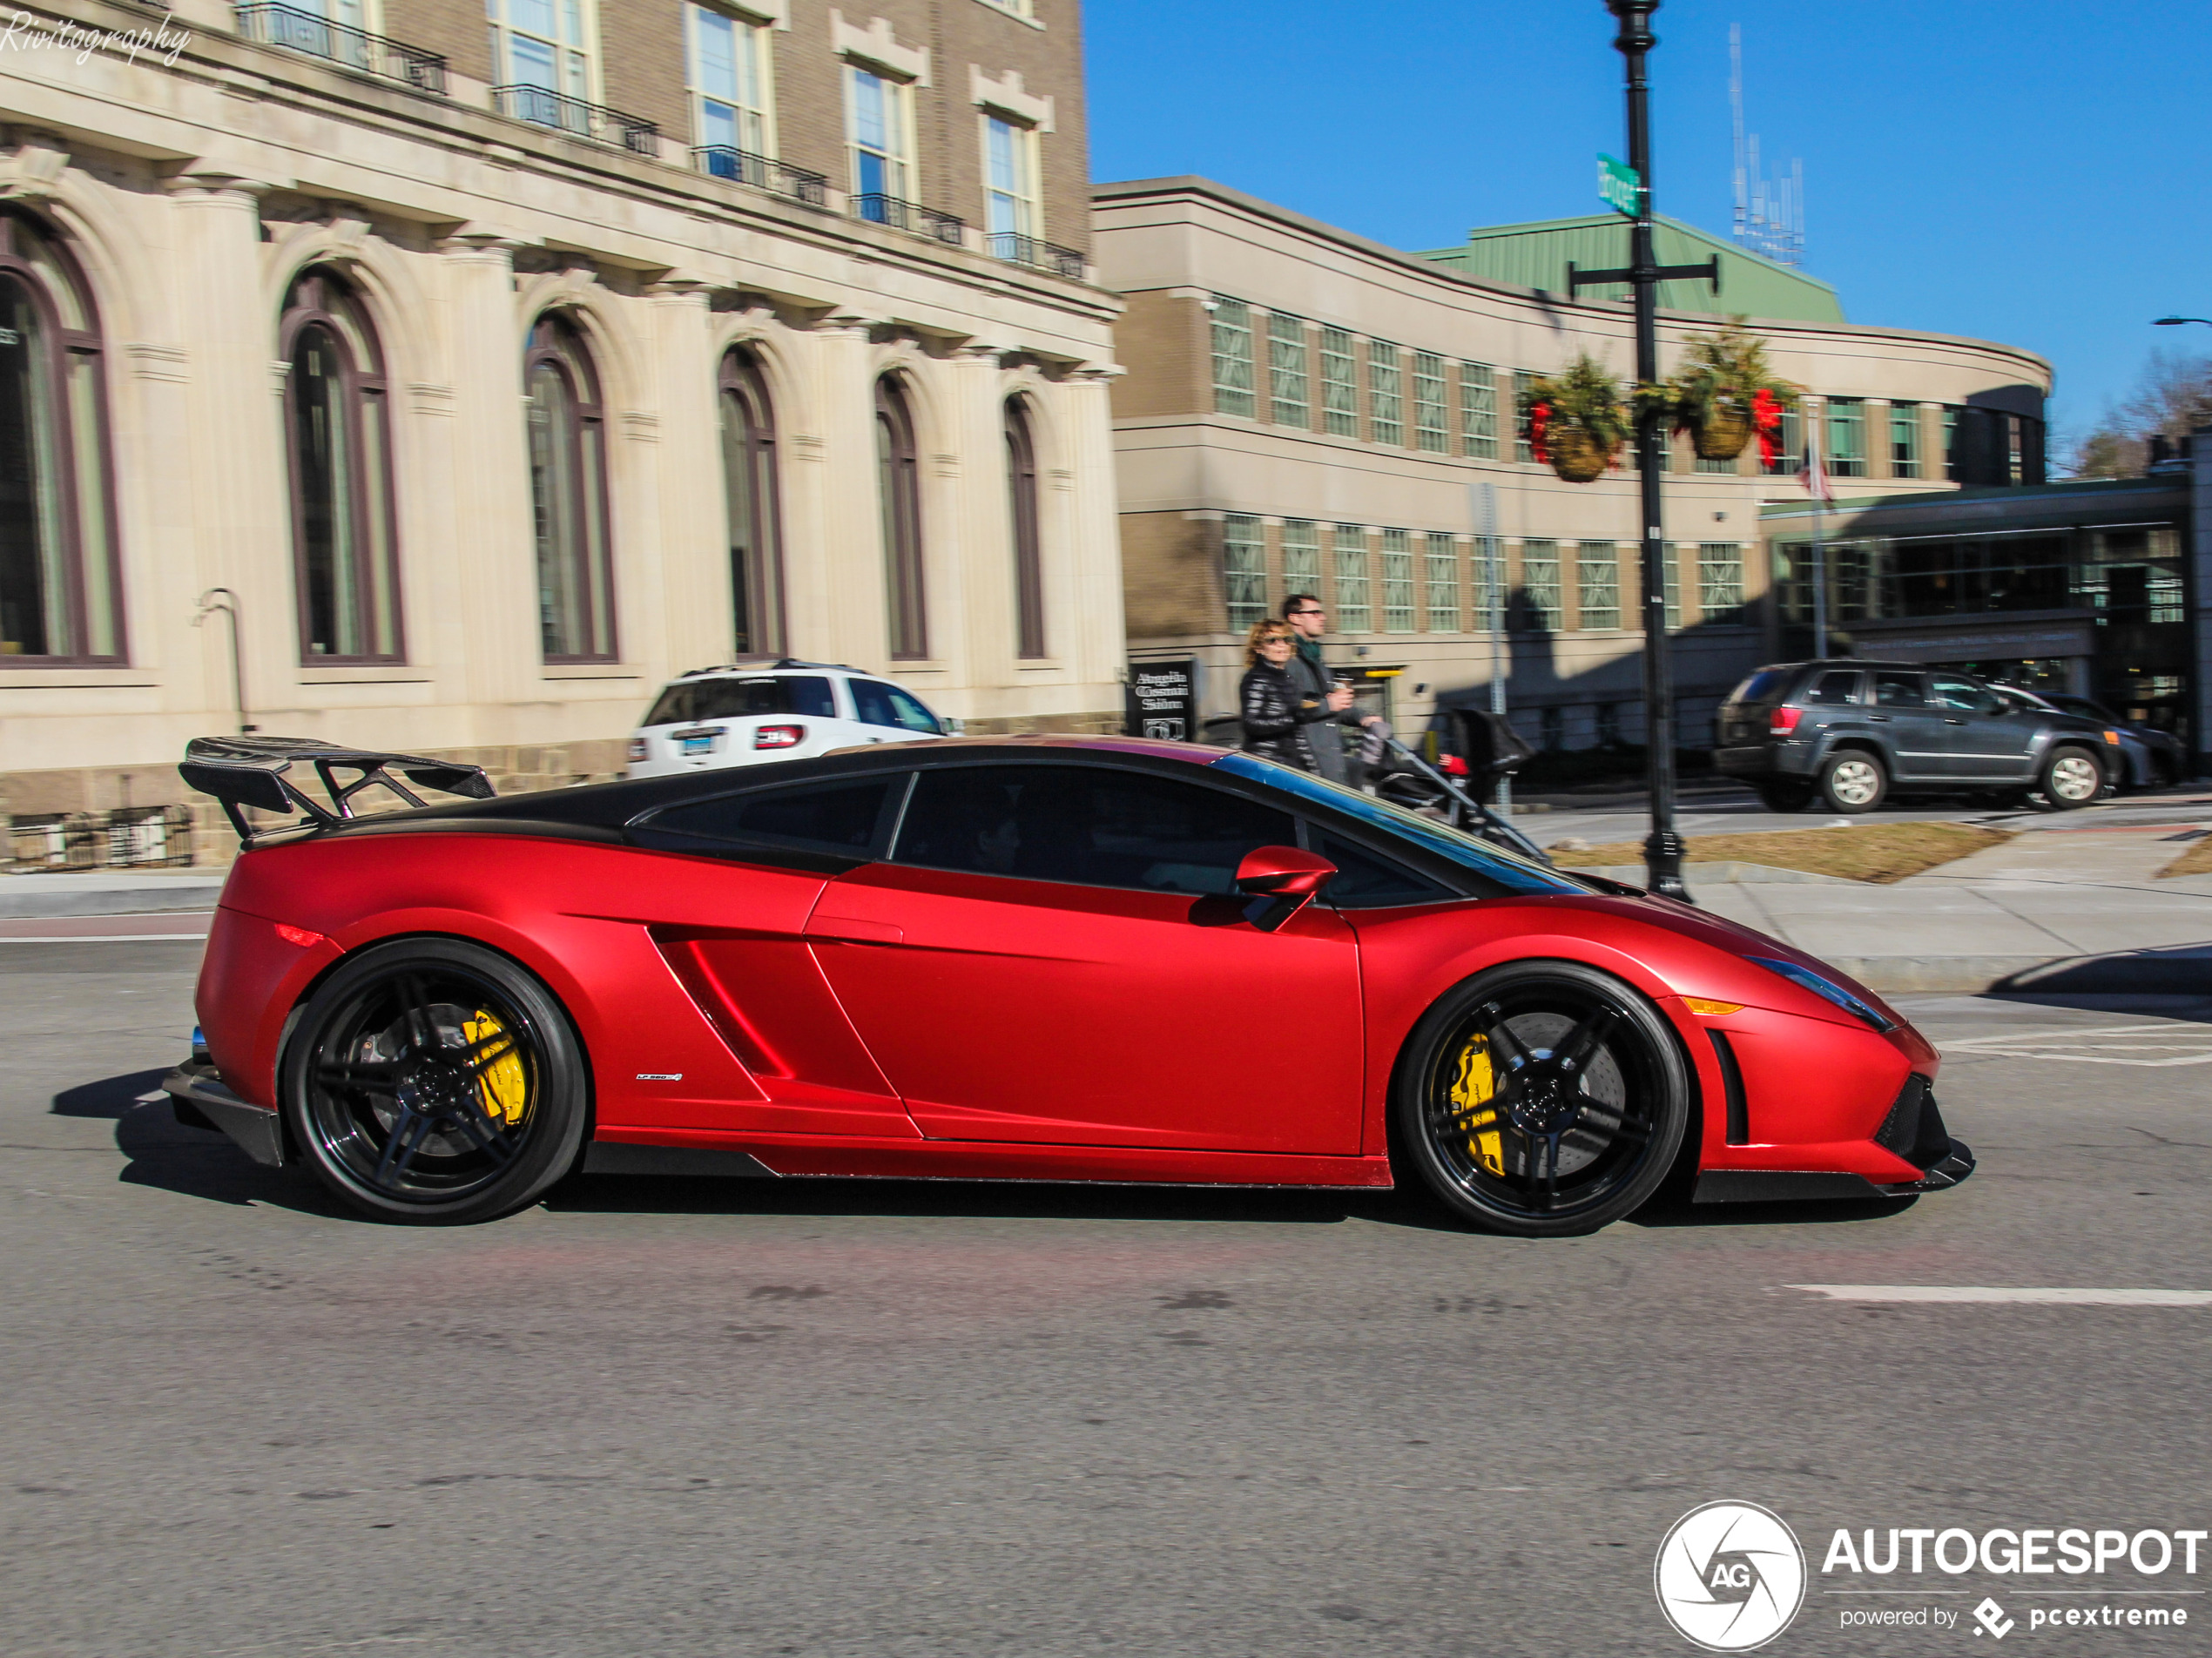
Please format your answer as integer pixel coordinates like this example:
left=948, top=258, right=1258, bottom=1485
left=1084, top=0, right=2212, bottom=453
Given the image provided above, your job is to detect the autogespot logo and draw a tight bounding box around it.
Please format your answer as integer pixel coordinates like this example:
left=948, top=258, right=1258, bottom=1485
left=1656, top=1500, right=1809, bottom=1652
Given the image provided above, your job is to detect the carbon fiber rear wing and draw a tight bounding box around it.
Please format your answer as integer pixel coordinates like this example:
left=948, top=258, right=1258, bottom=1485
left=179, top=735, right=495, bottom=845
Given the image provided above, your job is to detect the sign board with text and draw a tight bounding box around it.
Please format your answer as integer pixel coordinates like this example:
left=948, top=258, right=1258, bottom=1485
left=1124, top=659, right=1197, bottom=742
left=1597, top=153, right=1641, bottom=217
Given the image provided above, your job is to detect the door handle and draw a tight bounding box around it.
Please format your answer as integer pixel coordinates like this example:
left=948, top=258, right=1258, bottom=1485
left=1867, top=715, right=1891, bottom=723
left=1944, top=717, right=1967, bottom=725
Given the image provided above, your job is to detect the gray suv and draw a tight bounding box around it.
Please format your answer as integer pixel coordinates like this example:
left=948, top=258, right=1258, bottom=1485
left=1714, top=659, right=2121, bottom=814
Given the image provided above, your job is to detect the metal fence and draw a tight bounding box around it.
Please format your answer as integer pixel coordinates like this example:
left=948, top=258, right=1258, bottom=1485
left=987, top=233, right=1086, bottom=280
left=233, top=3, right=448, bottom=93
left=493, top=84, right=658, bottom=155
left=7, top=806, right=197, bottom=873
left=691, top=146, right=829, bottom=207
left=853, top=194, right=965, bottom=246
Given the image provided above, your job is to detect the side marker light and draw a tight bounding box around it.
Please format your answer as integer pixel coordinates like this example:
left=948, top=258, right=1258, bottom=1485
left=274, top=923, right=327, bottom=948
left=2102, top=729, right=2122, bottom=746
left=1683, top=998, right=1744, bottom=1017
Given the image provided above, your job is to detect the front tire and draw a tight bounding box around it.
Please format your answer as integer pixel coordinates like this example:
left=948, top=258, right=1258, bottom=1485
left=280, top=937, right=590, bottom=1224
left=1394, top=961, right=1691, bottom=1237
left=2038, top=745, right=2103, bottom=811
left=1817, top=749, right=1887, bottom=813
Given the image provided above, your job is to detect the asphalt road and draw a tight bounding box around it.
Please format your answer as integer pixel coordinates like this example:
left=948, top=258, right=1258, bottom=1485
left=4, top=941, right=2210, bottom=1656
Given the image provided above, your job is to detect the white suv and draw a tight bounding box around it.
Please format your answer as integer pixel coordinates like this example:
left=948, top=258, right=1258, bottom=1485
left=627, top=660, right=951, bottom=778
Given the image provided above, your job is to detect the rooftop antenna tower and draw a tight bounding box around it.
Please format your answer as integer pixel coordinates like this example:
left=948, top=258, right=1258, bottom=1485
left=1730, top=24, right=1804, bottom=266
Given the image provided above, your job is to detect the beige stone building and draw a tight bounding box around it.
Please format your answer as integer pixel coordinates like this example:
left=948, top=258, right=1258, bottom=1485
left=1095, top=176, right=2052, bottom=754
left=0, top=0, right=1123, bottom=864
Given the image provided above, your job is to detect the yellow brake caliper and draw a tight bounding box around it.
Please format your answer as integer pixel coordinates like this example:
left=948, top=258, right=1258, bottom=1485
left=1448, top=1035, right=1505, bottom=1176
left=464, top=1010, right=529, bottom=1127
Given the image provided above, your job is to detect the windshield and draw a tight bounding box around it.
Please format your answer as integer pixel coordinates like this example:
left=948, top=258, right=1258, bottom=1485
left=1725, top=669, right=1792, bottom=707
left=644, top=677, right=835, bottom=726
left=1214, top=752, right=1586, bottom=897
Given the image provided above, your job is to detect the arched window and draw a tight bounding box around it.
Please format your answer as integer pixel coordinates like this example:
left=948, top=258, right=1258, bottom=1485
left=718, top=349, right=784, bottom=657
left=280, top=268, right=400, bottom=662
left=1004, top=396, right=1044, bottom=659
left=525, top=314, right=615, bottom=661
left=874, top=374, right=925, bottom=659
left=0, top=212, right=121, bottom=664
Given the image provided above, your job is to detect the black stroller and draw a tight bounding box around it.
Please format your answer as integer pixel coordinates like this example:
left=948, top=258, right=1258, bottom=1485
left=1366, top=707, right=1553, bottom=866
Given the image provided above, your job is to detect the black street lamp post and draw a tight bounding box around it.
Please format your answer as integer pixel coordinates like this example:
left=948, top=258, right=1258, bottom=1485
left=1565, top=0, right=1717, bottom=901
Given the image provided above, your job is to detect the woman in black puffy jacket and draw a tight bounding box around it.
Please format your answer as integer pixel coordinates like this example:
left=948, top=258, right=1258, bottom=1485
left=1238, top=618, right=1323, bottom=771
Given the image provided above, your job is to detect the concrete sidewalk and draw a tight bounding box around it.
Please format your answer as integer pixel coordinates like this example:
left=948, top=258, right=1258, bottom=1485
left=1681, top=818, right=2212, bottom=994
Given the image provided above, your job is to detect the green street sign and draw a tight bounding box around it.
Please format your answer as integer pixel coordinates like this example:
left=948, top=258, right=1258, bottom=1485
left=1598, top=153, right=1641, bottom=217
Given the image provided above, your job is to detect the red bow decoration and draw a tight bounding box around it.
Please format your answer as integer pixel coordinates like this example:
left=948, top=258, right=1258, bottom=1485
left=1528, top=400, right=1551, bottom=465
left=1751, top=388, right=1783, bottom=468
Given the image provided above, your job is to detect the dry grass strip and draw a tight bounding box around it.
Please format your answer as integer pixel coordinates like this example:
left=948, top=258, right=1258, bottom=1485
left=1555, top=821, right=2012, bottom=885
left=2158, top=836, right=2212, bottom=880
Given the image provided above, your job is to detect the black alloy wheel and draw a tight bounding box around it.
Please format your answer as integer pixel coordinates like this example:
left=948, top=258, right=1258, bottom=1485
left=2036, top=745, right=2103, bottom=812
left=1817, top=749, right=1887, bottom=813
left=1755, top=780, right=1815, bottom=813
left=280, top=938, right=590, bottom=1223
left=1395, top=961, right=1691, bottom=1237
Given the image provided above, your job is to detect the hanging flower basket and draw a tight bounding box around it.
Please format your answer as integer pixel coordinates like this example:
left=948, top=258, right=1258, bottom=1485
left=1524, top=355, right=1629, bottom=485
left=1663, top=318, right=1801, bottom=467
left=1692, top=397, right=1756, bottom=461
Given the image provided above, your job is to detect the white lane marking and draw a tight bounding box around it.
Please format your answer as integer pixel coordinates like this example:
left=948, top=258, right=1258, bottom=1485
left=1940, top=1024, right=2212, bottom=1067
left=0, top=933, right=208, bottom=944
left=1789, top=1284, right=2212, bottom=1306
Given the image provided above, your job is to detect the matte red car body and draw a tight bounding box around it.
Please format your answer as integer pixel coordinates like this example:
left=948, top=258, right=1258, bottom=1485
left=197, top=794, right=1941, bottom=1193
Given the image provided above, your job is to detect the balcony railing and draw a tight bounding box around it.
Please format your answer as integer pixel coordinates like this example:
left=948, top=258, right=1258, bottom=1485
left=690, top=146, right=828, bottom=208
left=493, top=84, right=658, bottom=155
left=233, top=3, right=447, bottom=93
left=987, top=232, right=1086, bottom=280
left=853, top=193, right=965, bottom=246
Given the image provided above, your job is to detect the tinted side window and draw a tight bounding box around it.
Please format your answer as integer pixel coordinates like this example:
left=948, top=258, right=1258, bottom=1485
left=1804, top=671, right=1862, bottom=705
left=643, top=685, right=693, bottom=726
left=850, top=679, right=941, bottom=733
left=1872, top=671, right=1927, bottom=709
left=689, top=677, right=836, bottom=721
left=648, top=778, right=895, bottom=854
left=895, top=765, right=1295, bottom=895
left=1929, top=675, right=2000, bottom=715
left=1312, top=832, right=1455, bottom=909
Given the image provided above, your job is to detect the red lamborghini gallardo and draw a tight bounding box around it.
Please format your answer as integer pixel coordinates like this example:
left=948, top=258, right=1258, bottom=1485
left=165, top=733, right=1972, bottom=1232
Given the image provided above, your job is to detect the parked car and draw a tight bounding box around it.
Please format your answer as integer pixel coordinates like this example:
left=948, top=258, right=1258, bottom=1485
left=628, top=659, right=949, bottom=778
left=1994, top=686, right=2186, bottom=792
left=1714, top=659, right=2122, bottom=814
left=167, top=733, right=1972, bottom=1234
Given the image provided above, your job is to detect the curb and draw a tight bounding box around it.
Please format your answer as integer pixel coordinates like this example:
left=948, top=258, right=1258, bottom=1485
left=1838, top=952, right=2212, bottom=996
left=0, top=874, right=225, bottom=919
left=1561, top=861, right=1852, bottom=886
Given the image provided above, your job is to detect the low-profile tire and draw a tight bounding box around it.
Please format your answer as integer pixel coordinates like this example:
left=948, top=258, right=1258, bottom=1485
left=280, top=936, right=590, bottom=1224
left=1817, top=749, right=1887, bottom=813
left=2037, top=745, right=2103, bottom=812
left=1755, top=780, right=1815, bottom=813
left=1393, top=960, right=1691, bottom=1237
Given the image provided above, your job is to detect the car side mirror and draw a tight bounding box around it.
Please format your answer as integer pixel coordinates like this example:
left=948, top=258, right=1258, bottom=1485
left=1234, top=846, right=1338, bottom=933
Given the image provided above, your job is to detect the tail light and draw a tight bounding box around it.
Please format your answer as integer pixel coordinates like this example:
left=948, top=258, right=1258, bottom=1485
left=1769, top=706, right=1804, bottom=737
left=754, top=725, right=805, bottom=749
left=628, top=738, right=650, bottom=761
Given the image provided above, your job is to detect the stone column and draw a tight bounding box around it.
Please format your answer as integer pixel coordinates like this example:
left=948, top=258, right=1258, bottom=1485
left=162, top=164, right=280, bottom=725
left=434, top=227, right=531, bottom=719
left=809, top=312, right=886, bottom=671
left=647, top=277, right=724, bottom=676
left=950, top=342, right=1011, bottom=703
left=1062, top=365, right=1128, bottom=716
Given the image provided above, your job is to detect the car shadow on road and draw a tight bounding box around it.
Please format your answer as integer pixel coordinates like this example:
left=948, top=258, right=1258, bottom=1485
left=56, top=1068, right=345, bottom=1218
left=546, top=1172, right=1474, bottom=1231
left=1627, top=1191, right=1919, bottom=1229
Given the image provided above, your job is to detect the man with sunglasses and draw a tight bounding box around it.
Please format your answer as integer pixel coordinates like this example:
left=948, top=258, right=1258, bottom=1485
left=1282, top=595, right=1380, bottom=787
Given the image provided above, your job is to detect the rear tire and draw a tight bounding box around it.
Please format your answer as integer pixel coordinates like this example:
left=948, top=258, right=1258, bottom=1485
left=280, top=937, right=590, bottom=1224
left=1755, top=780, right=1815, bottom=813
left=1817, top=750, right=1887, bottom=814
left=2038, top=745, right=2103, bottom=811
left=1393, top=961, right=1690, bottom=1237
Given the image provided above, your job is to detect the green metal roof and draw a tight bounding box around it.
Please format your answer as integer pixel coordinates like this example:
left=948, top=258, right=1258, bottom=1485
left=1416, top=214, right=1845, bottom=324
